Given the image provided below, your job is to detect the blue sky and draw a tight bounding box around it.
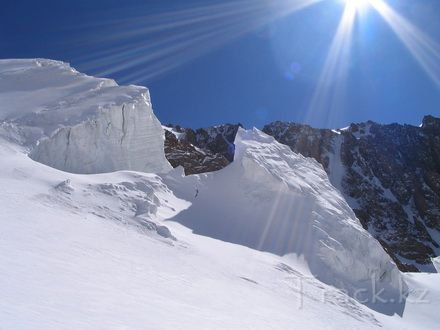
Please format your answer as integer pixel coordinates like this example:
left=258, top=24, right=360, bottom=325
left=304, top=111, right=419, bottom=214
left=1, top=0, right=439, bottom=128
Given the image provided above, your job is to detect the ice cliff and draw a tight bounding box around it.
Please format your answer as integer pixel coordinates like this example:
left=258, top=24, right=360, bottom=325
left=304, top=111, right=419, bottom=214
left=0, top=59, right=171, bottom=174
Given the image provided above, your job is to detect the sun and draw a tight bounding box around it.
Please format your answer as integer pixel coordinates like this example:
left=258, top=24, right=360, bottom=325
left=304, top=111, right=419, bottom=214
left=342, top=0, right=370, bottom=12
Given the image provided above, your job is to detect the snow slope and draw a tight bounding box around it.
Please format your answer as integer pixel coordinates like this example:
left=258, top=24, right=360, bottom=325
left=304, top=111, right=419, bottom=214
left=0, top=59, right=171, bottom=174
left=1, top=134, right=439, bottom=329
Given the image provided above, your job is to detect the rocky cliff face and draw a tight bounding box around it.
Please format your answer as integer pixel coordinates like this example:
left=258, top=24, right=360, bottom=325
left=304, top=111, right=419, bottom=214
left=164, top=124, right=241, bottom=175
left=164, top=117, right=440, bottom=272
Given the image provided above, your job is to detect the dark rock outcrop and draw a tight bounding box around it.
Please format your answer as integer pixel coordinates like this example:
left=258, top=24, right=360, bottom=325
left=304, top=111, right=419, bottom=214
left=164, top=124, right=241, bottom=175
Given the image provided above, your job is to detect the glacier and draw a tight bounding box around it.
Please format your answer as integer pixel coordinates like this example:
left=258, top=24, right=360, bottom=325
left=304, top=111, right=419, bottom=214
left=0, top=59, right=439, bottom=329
left=0, top=59, right=171, bottom=174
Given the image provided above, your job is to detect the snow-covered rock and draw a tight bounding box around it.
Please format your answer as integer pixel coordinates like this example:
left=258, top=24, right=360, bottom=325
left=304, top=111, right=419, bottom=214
left=0, top=59, right=171, bottom=174
left=164, top=128, right=406, bottom=301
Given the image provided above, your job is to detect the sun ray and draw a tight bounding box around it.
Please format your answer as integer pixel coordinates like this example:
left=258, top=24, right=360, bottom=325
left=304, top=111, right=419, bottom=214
left=342, top=0, right=370, bottom=12
left=82, top=5, right=270, bottom=78
left=370, top=0, right=440, bottom=88
left=305, top=4, right=357, bottom=126
left=75, top=0, right=321, bottom=83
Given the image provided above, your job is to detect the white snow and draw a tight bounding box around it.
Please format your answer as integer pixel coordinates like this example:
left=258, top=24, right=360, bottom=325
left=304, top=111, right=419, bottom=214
left=0, top=60, right=439, bottom=329
left=326, top=134, right=346, bottom=192
left=0, top=59, right=171, bottom=174
left=162, top=125, right=185, bottom=140
left=1, top=134, right=439, bottom=329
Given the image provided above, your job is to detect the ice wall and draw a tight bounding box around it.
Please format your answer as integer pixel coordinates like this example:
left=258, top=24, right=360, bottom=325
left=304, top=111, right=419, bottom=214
left=0, top=59, right=171, bottom=174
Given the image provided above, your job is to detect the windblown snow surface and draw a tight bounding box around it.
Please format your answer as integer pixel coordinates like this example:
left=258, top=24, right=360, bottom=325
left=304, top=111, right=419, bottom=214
left=0, top=60, right=439, bottom=329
